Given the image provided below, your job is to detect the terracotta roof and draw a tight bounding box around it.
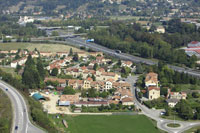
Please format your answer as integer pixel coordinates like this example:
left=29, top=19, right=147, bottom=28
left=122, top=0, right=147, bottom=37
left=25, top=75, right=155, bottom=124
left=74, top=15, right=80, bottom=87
left=68, top=79, right=83, bottom=85
left=98, top=68, right=105, bottom=72
left=87, top=77, right=93, bottom=81
left=60, top=95, right=79, bottom=104
left=145, top=72, right=158, bottom=83
left=108, top=100, right=119, bottom=104
left=102, top=72, right=116, bottom=76
left=148, top=86, right=160, bottom=91
left=122, top=97, right=134, bottom=102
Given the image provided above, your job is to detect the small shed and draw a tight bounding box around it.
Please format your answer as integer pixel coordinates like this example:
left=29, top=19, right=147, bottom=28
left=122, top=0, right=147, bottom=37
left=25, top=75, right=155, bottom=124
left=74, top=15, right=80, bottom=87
left=32, top=93, right=45, bottom=101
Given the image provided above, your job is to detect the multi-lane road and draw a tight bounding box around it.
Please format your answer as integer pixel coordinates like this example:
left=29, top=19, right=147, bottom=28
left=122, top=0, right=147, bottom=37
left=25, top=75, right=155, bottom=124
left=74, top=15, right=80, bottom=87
left=0, top=80, right=44, bottom=133
left=32, top=36, right=200, bottom=78
left=62, top=37, right=200, bottom=78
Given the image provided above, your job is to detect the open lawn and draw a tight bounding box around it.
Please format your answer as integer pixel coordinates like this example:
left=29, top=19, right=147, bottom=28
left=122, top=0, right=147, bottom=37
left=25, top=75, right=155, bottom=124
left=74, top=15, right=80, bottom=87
left=0, top=42, right=83, bottom=53
left=0, top=90, right=12, bottom=133
left=50, top=115, right=161, bottom=133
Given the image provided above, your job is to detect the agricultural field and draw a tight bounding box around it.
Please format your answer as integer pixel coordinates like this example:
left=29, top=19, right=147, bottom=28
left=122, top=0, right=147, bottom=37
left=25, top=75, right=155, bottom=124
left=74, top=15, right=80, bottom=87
left=0, top=42, right=83, bottom=53
left=50, top=115, right=161, bottom=133
left=0, top=90, right=12, bottom=133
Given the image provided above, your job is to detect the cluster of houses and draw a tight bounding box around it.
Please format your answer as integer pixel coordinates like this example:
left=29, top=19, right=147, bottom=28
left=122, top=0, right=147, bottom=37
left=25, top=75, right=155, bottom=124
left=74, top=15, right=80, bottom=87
left=143, top=72, right=187, bottom=108
left=57, top=87, right=134, bottom=108
left=16, top=49, right=135, bottom=112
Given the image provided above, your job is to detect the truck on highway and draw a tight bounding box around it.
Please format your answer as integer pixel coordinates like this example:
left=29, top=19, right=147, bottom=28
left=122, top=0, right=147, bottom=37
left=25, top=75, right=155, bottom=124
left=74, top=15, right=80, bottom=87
left=86, top=39, right=94, bottom=42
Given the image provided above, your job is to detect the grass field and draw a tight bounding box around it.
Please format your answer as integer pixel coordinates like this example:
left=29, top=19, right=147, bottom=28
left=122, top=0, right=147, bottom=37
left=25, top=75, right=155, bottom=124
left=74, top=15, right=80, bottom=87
left=0, top=42, right=83, bottom=53
left=50, top=115, right=161, bottom=133
left=0, top=90, right=12, bottom=133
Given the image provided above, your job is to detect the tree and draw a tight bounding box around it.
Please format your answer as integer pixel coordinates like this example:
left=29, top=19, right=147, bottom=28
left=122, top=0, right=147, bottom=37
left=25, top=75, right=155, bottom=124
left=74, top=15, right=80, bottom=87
left=69, top=48, right=73, bottom=56
left=37, top=58, right=46, bottom=80
left=135, top=64, right=143, bottom=74
left=88, top=88, right=97, bottom=97
left=91, top=74, right=96, bottom=81
left=63, top=86, right=76, bottom=95
left=73, top=53, right=79, bottom=62
left=175, top=100, right=194, bottom=120
left=117, top=60, right=121, bottom=66
left=51, top=31, right=59, bottom=36
left=15, top=64, right=22, bottom=72
left=22, top=54, right=41, bottom=89
left=93, top=63, right=98, bottom=70
left=51, top=68, right=58, bottom=76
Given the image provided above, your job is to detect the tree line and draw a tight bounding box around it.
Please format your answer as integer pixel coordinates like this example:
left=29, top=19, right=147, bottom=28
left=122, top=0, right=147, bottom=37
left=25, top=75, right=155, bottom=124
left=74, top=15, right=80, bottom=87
left=88, top=19, right=198, bottom=68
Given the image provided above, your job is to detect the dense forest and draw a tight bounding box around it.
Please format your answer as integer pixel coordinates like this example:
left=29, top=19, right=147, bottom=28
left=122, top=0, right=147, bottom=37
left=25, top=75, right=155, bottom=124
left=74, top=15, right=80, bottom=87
left=88, top=19, right=199, bottom=68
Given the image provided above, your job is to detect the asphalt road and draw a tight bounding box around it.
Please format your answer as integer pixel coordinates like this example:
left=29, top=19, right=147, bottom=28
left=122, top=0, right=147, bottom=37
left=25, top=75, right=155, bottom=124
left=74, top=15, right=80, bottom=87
left=62, top=37, right=200, bottom=78
left=0, top=80, right=44, bottom=133
left=126, top=75, right=200, bottom=133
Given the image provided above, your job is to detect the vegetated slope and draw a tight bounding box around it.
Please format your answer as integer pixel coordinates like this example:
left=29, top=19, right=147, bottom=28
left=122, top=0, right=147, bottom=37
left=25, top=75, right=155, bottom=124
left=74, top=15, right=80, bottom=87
left=0, top=90, right=12, bottom=133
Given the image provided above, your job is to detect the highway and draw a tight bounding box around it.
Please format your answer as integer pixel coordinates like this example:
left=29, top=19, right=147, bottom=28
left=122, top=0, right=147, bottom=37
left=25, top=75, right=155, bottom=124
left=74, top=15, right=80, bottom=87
left=0, top=80, right=44, bottom=133
left=62, top=37, right=200, bottom=78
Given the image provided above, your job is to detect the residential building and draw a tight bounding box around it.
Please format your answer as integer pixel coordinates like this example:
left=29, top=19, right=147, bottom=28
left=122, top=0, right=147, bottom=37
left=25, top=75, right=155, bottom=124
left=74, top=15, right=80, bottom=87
left=147, top=86, right=160, bottom=100
left=121, top=61, right=133, bottom=68
left=67, top=79, right=83, bottom=89
left=166, top=98, right=179, bottom=108
left=10, top=57, right=27, bottom=68
left=145, top=72, right=159, bottom=87
left=58, top=95, right=79, bottom=106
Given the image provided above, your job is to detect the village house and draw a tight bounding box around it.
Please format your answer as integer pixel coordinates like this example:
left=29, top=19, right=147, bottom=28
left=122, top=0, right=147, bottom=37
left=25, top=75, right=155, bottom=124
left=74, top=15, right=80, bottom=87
left=147, top=86, right=160, bottom=100
left=166, top=98, right=179, bottom=108
left=88, top=52, right=103, bottom=57
left=121, top=61, right=133, bottom=68
left=96, top=71, right=120, bottom=81
left=0, top=51, right=9, bottom=54
left=167, top=89, right=187, bottom=100
left=67, top=79, right=83, bottom=89
left=156, top=26, right=165, bottom=33
left=10, top=57, right=27, bottom=68
left=145, top=72, right=159, bottom=87
left=47, top=60, right=67, bottom=74
left=56, top=52, right=68, bottom=57
left=58, top=95, right=79, bottom=106
left=40, top=51, right=53, bottom=57
left=76, top=52, right=88, bottom=58
left=64, top=67, right=80, bottom=78
left=82, top=77, right=93, bottom=89
left=121, top=97, right=134, bottom=105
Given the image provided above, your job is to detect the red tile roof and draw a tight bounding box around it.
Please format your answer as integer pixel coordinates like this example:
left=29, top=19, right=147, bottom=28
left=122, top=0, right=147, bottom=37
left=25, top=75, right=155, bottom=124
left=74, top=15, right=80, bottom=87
left=148, top=86, right=160, bottom=91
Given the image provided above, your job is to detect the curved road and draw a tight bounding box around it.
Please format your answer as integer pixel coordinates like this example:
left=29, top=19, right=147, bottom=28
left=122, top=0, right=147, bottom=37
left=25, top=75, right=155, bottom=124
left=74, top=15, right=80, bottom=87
left=0, top=80, right=44, bottom=133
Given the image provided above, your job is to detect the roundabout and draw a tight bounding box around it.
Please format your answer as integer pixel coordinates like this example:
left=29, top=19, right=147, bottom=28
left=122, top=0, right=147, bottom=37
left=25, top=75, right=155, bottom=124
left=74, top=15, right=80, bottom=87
left=167, top=123, right=181, bottom=128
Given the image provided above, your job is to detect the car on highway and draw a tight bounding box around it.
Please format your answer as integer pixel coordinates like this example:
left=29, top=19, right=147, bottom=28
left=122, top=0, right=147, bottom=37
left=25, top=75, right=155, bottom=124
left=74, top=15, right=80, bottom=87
left=5, top=88, right=8, bottom=91
left=15, top=126, right=18, bottom=130
left=115, top=50, right=122, bottom=53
